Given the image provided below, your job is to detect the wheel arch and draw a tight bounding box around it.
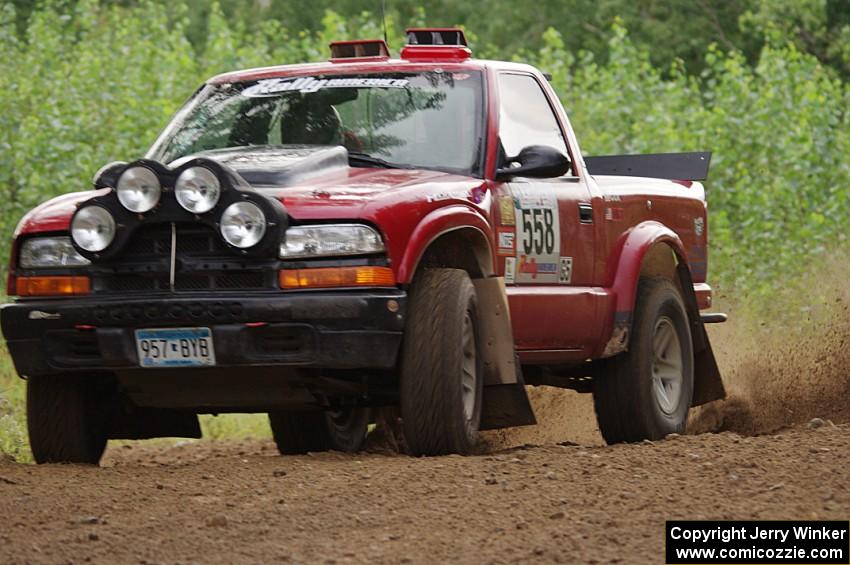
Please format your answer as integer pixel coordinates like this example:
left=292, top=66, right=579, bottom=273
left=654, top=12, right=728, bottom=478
left=397, top=205, right=495, bottom=284
left=603, top=221, right=725, bottom=406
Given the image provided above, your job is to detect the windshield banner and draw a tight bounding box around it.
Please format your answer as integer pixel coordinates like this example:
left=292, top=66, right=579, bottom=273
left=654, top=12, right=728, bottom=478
left=243, top=77, right=410, bottom=97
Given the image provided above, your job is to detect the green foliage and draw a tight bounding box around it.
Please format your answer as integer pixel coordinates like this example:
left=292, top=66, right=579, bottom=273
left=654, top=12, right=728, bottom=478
left=538, top=24, right=850, bottom=296
left=1, top=1, right=847, bottom=298
left=200, top=414, right=272, bottom=440
left=0, top=344, right=29, bottom=462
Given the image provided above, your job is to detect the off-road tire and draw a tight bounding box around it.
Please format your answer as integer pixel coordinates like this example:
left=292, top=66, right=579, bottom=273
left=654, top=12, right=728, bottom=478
left=268, top=408, right=369, bottom=455
left=593, top=277, right=694, bottom=443
left=27, top=374, right=109, bottom=465
left=400, top=268, right=484, bottom=456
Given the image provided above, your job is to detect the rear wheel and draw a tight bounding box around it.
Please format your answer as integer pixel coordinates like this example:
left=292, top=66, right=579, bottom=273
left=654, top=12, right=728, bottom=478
left=400, top=268, right=483, bottom=456
left=268, top=408, right=369, bottom=455
left=593, top=277, right=694, bottom=443
left=27, top=374, right=109, bottom=465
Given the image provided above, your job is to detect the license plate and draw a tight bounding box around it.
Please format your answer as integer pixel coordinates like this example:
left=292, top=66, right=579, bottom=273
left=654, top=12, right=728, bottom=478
left=135, top=327, right=216, bottom=368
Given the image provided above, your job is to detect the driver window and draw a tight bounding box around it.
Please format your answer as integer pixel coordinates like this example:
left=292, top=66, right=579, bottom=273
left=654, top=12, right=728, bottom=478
left=498, top=73, right=569, bottom=165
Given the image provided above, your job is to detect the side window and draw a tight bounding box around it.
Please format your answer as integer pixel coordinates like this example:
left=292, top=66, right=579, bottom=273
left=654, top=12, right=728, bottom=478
left=497, top=73, right=568, bottom=161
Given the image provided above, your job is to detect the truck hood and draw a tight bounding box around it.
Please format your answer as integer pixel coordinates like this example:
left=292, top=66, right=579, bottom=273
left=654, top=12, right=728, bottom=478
left=15, top=146, right=485, bottom=235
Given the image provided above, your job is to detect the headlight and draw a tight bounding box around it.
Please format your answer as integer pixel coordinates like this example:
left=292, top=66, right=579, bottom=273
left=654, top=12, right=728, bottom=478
left=71, top=206, right=116, bottom=252
left=175, top=166, right=221, bottom=213
left=19, top=236, right=91, bottom=268
left=116, top=166, right=161, bottom=213
left=280, top=224, right=385, bottom=259
left=220, top=202, right=266, bottom=248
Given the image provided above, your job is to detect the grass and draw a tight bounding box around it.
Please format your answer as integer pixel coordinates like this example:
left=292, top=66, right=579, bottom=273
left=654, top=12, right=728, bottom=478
left=0, top=344, right=30, bottom=462
left=199, top=413, right=272, bottom=440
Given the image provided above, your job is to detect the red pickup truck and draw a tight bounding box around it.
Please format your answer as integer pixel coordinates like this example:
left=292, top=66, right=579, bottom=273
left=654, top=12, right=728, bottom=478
left=0, top=29, right=725, bottom=464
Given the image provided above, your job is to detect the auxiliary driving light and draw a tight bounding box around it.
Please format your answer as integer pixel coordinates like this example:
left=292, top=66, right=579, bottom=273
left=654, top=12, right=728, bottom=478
left=71, top=206, right=116, bottom=252
left=220, top=201, right=267, bottom=248
left=175, top=166, right=221, bottom=213
left=116, top=166, right=161, bottom=213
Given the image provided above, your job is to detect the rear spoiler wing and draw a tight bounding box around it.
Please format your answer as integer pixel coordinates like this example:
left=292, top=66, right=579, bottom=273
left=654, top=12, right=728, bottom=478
left=585, top=151, right=711, bottom=181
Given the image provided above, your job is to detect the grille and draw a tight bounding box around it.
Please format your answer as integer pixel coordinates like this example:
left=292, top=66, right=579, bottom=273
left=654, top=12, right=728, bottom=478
left=93, top=224, right=275, bottom=294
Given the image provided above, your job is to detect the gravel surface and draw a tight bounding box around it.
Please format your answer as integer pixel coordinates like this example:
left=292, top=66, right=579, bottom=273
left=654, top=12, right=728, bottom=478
left=1, top=312, right=848, bottom=564
left=0, top=422, right=848, bottom=565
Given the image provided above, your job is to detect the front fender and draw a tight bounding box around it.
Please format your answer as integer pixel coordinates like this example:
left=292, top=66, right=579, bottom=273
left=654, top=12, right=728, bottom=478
left=396, top=205, right=494, bottom=284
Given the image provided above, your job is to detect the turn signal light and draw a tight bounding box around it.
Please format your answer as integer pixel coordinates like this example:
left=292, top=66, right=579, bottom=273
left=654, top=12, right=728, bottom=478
left=279, top=267, right=396, bottom=289
left=16, top=276, right=90, bottom=297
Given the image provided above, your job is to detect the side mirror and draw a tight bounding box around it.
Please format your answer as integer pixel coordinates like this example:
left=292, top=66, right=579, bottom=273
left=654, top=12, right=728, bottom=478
left=495, top=145, right=571, bottom=181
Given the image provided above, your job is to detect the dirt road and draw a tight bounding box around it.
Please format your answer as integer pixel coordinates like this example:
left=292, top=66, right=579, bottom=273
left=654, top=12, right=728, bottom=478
left=1, top=304, right=848, bottom=564
left=1, top=422, right=848, bottom=565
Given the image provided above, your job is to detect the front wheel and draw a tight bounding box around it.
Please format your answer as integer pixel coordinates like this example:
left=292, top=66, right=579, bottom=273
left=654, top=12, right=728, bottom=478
left=400, top=268, right=483, bottom=456
left=593, top=277, right=694, bottom=443
left=27, top=374, right=110, bottom=465
left=268, top=407, right=369, bottom=455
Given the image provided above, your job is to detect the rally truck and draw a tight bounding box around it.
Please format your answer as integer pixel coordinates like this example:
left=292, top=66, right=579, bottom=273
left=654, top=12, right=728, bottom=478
left=0, top=29, right=726, bottom=464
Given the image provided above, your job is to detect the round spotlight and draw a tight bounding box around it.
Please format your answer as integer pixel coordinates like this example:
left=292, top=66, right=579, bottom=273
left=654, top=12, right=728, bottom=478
left=116, top=166, right=161, bottom=213
left=220, top=201, right=266, bottom=248
left=175, top=166, right=221, bottom=213
left=71, top=206, right=116, bottom=252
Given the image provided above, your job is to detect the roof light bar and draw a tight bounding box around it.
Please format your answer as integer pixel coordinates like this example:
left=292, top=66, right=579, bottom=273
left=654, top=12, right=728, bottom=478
left=329, top=40, right=390, bottom=61
left=400, top=27, right=472, bottom=61
left=406, top=28, right=468, bottom=46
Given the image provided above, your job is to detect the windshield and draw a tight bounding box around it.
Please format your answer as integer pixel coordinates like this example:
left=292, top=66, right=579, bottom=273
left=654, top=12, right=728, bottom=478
left=148, top=71, right=485, bottom=176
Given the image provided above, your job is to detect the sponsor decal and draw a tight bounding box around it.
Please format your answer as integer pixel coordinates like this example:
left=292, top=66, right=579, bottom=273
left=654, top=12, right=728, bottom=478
left=243, top=76, right=410, bottom=97
left=498, top=195, right=515, bottom=226
left=558, top=257, right=573, bottom=284
left=28, top=310, right=61, bottom=320
left=504, top=257, right=516, bottom=284
left=518, top=255, right=558, bottom=279
left=425, top=190, right=469, bottom=203
left=604, top=207, right=624, bottom=221
left=694, top=216, right=705, bottom=236
left=497, top=227, right=516, bottom=256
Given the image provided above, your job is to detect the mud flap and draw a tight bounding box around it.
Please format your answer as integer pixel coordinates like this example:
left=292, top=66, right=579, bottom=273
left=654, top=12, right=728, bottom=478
left=692, top=334, right=726, bottom=406
left=472, top=277, right=518, bottom=386
left=473, top=277, right=537, bottom=430
left=675, top=262, right=726, bottom=406
left=480, top=355, right=537, bottom=430
left=480, top=380, right=537, bottom=430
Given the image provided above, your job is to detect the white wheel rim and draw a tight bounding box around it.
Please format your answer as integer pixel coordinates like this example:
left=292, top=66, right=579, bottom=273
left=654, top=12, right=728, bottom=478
left=651, top=316, right=683, bottom=415
left=461, top=310, right=477, bottom=422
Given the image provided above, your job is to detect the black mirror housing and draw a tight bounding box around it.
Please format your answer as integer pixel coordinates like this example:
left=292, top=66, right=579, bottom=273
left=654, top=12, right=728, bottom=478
left=495, top=145, right=571, bottom=181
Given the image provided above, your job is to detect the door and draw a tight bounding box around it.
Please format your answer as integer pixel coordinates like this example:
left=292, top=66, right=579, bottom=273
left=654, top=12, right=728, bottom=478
left=494, top=72, right=597, bottom=355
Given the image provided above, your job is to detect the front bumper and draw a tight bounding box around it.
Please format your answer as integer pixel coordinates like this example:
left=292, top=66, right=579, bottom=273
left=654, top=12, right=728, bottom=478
left=0, top=291, right=406, bottom=377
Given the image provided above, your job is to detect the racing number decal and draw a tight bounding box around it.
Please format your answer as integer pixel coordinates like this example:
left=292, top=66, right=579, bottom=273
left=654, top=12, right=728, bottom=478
left=511, top=186, right=562, bottom=284
left=519, top=208, right=556, bottom=256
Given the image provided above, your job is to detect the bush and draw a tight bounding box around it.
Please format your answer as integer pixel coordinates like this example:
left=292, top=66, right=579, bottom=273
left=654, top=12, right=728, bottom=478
left=2, top=3, right=846, bottom=304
